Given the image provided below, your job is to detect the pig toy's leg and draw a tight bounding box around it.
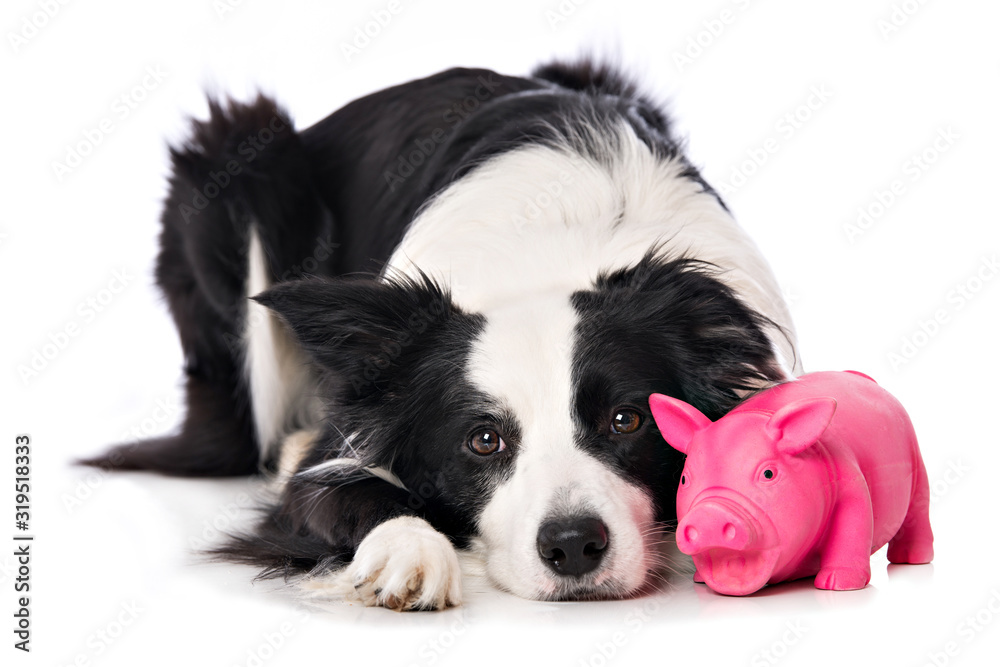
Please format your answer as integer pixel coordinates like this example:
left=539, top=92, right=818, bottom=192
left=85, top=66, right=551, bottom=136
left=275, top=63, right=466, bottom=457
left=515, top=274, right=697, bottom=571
left=814, top=480, right=874, bottom=591
left=887, top=456, right=934, bottom=564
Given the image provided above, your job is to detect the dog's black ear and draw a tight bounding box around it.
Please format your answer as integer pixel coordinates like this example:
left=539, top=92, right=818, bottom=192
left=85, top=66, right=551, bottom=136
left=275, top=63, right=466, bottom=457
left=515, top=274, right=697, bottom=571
left=254, top=274, right=463, bottom=398
left=577, top=254, right=788, bottom=420
left=663, top=276, right=787, bottom=419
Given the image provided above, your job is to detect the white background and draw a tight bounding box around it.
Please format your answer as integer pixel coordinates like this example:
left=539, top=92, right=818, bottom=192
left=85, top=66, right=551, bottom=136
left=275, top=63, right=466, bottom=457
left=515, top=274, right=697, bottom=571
left=3, top=0, right=999, bottom=665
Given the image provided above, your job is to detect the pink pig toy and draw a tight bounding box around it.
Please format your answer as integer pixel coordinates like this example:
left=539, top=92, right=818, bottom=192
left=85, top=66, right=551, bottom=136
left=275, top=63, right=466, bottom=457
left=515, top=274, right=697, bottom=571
left=649, top=371, right=933, bottom=596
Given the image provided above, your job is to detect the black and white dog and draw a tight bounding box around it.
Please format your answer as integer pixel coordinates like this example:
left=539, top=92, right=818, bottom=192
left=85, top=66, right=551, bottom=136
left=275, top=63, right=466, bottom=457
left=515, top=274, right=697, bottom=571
left=86, top=61, right=799, bottom=610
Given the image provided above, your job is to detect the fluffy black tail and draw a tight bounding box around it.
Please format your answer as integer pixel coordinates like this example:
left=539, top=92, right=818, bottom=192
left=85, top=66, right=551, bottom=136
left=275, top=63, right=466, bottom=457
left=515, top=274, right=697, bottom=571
left=81, top=95, right=332, bottom=476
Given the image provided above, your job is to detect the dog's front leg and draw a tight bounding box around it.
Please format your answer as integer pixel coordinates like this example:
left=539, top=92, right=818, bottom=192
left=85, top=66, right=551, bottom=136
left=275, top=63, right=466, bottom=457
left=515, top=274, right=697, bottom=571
left=331, top=515, right=462, bottom=611
left=282, top=471, right=462, bottom=611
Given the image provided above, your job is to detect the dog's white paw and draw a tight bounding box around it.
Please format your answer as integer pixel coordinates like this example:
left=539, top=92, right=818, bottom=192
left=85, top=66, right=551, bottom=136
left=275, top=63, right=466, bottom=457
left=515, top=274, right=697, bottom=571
left=309, top=516, right=462, bottom=611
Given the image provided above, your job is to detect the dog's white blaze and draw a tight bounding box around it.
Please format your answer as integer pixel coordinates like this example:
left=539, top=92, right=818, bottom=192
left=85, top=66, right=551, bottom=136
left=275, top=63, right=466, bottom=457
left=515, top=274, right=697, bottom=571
left=245, top=228, right=319, bottom=464
left=466, top=296, right=656, bottom=599
left=387, top=125, right=798, bottom=374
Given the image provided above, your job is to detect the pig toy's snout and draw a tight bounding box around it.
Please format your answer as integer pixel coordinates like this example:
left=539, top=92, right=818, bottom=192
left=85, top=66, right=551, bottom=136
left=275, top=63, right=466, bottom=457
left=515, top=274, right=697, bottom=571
left=677, top=499, right=756, bottom=554
left=676, top=495, right=782, bottom=596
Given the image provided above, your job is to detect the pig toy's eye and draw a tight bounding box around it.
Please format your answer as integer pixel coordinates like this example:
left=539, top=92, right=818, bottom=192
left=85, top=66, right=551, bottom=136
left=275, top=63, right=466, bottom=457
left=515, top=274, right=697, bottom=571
left=760, top=467, right=778, bottom=482
left=680, top=471, right=690, bottom=487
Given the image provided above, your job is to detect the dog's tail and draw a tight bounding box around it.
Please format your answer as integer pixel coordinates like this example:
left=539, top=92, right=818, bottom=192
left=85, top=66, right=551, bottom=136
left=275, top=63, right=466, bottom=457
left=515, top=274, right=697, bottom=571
left=80, top=95, right=332, bottom=476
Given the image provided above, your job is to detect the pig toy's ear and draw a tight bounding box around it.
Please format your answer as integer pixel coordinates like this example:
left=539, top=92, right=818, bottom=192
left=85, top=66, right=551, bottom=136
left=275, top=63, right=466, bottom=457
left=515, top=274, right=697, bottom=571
left=649, top=393, right=711, bottom=454
left=766, top=397, right=837, bottom=456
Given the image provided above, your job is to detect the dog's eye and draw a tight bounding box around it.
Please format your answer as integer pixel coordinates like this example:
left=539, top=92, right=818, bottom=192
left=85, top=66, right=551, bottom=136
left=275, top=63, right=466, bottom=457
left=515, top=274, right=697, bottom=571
left=468, top=429, right=505, bottom=456
left=610, top=409, right=642, bottom=435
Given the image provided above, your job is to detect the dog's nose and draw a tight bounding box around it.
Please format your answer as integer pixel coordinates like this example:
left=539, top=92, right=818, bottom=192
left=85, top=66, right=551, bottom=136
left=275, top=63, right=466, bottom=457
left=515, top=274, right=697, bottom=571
left=537, top=516, right=609, bottom=577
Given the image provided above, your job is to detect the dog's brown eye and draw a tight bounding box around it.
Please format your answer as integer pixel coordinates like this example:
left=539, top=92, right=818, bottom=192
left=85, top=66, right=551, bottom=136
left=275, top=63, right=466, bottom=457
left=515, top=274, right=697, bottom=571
left=468, top=429, right=505, bottom=456
left=611, top=409, right=642, bottom=435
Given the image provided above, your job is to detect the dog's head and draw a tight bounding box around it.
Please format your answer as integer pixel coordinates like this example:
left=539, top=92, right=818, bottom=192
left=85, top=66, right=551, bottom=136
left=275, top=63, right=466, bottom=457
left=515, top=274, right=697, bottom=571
left=257, top=252, right=784, bottom=600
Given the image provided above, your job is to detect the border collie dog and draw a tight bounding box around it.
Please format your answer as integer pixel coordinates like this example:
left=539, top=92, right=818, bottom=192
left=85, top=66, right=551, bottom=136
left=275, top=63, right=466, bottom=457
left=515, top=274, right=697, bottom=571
left=86, top=61, right=799, bottom=610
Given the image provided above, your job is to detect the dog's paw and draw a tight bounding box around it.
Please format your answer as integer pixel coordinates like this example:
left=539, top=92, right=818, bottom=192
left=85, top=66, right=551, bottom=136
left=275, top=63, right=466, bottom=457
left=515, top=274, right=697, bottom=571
left=313, top=516, right=462, bottom=611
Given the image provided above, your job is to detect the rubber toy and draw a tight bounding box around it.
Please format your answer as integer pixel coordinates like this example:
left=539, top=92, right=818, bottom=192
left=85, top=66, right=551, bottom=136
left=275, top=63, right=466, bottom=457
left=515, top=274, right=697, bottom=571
left=649, top=370, right=933, bottom=596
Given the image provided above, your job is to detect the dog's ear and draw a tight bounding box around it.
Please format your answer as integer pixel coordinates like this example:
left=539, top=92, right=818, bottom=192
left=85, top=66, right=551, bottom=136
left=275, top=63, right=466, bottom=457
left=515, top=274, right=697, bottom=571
left=254, top=274, right=468, bottom=399
left=663, top=267, right=787, bottom=419
left=581, top=254, right=787, bottom=420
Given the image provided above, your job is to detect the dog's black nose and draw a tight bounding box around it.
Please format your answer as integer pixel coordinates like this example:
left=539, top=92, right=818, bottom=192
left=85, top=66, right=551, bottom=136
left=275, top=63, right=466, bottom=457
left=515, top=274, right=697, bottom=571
left=537, top=517, right=609, bottom=577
